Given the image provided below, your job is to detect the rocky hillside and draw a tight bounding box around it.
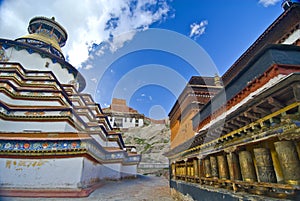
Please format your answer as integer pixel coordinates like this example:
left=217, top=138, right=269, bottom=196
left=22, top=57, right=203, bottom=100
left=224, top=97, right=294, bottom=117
left=122, top=123, right=170, bottom=164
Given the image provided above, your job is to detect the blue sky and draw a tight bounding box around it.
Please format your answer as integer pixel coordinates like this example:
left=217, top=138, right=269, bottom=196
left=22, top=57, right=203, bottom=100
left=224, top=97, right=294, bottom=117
left=0, top=0, right=287, bottom=119
left=155, top=1, right=282, bottom=74
left=82, top=0, right=284, bottom=119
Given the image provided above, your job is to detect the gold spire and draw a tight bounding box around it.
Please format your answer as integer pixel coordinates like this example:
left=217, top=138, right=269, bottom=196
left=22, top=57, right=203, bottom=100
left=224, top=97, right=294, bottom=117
left=16, top=16, right=68, bottom=59
left=18, top=33, right=62, bottom=53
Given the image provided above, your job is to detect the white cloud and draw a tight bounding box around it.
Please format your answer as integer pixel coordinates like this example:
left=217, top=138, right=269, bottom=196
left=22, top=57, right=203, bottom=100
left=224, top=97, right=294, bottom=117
left=91, top=78, right=98, bottom=83
left=108, top=31, right=136, bottom=53
left=84, top=64, right=94, bottom=70
left=88, top=54, right=95, bottom=60
left=96, top=43, right=109, bottom=56
left=0, top=0, right=171, bottom=68
left=189, top=20, right=208, bottom=40
left=103, top=103, right=110, bottom=107
left=258, top=0, right=281, bottom=7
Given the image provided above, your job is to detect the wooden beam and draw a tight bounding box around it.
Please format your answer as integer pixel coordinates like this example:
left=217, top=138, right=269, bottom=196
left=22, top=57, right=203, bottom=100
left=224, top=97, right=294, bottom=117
left=268, top=97, right=285, bottom=109
left=237, top=116, right=251, bottom=124
left=231, top=119, right=244, bottom=127
left=253, top=106, right=270, bottom=116
left=221, top=127, right=231, bottom=134
left=292, top=83, right=300, bottom=101
left=224, top=122, right=238, bottom=131
left=244, top=111, right=261, bottom=120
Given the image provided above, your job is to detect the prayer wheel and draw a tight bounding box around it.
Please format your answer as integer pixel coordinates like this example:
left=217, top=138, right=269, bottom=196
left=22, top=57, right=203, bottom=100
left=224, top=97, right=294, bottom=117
left=217, top=155, right=229, bottom=179
left=190, top=165, right=194, bottom=176
left=239, top=151, right=257, bottom=182
left=296, top=141, right=300, bottom=159
left=199, top=159, right=204, bottom=178
left=227, top=152, right=242, bottom=180
left=274, top=141, right=300, bottom=185
left=210, top=156, right=219, bottom=178
left=185, top=161, right=188, bottom=181
left=254, top=148, right=277, bottom=183
left=204, top=158, right=212, bottom=178
left=172, top=163, right=176, bottom=179
left=194, top=159, right=199, bottom=177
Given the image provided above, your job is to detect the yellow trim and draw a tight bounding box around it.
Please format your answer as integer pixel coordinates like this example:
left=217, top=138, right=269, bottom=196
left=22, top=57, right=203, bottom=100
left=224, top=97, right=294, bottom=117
left=0, top=148, right=87, bottom=155
left=286, top=180, right=300, bottom=185
left=180, top=102, right=300, bottom=156
left=19, top=33, right=62, bottom=53
left=216, top=102, right=300, bottom=141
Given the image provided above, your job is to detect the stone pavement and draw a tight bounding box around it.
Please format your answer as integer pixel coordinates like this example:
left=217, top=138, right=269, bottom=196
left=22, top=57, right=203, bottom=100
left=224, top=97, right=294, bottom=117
left=1, top=175, right=174, bottom=201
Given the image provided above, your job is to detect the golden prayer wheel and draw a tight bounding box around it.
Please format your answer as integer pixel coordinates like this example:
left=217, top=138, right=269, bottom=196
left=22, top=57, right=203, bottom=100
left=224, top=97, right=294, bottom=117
left=190, top=165, right=194, bottom=176
left=253, top=148, right=277, bottom=183
left=194, top=159, right=199, bottom=177
left=239, top=151, right=257, bottom=182
left=227, top=152, right=242, bottom=180
left=185, top=161, right=188, bottom=181
left=274, top=141, right=300, bottom=185
left=204, top=158, right=212, bottom=178
left=172, top=163, right=176, bottom=179
left=217, top=155, right=229, bottom=180
left=210, top=156, right=219, bottom=178
left=181, top=166, right=184, bottom=176
left=199, top=159, right=204, bottom=178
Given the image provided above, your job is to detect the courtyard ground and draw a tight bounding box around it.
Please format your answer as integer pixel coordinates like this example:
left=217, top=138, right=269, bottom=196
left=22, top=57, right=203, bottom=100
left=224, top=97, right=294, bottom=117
left=0, top=175, right=174, bottom=201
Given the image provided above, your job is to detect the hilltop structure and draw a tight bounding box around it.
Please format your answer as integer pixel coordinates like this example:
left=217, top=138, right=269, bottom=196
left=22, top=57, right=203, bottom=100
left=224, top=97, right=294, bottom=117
left=166, top=2, right=300, bottom=200
left=0, top=16, right=140, bottom=197
left=103, top=98, right=145, bottom=129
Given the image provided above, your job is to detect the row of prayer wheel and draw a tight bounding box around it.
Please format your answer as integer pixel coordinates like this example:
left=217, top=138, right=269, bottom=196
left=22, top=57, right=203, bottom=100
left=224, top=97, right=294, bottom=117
left=174, top=140, right=300, bottom=185
left=202, top=141, right=300, bottom=185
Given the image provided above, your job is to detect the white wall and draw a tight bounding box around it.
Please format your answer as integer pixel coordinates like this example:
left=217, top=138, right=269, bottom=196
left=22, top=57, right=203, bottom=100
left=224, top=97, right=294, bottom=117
left=121, top=164, right=138, bottom=178
left=138, top=119, right=144, bottom=127
left=99, top=163, right=121, bottom=180
left=90, top=134, right=107, bottom=147
left=109, top=116, right=144, bottom=129
left=0, top=93, right=62, bottom=106
left=0, top=157, right=128, bottom=189
left=282, top=29, right=300, bottom=45
left=0, top=120, right=77, bottom=132
left=6, top=48, right=77, bottom=86
left=0, top=158, right=83, bottom=188
left=80, top=158, right=121, bottom=187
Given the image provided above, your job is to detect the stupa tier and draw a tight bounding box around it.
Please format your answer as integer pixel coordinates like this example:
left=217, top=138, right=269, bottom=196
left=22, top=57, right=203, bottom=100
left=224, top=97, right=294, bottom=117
left=0, top=16, right=140, bottom=197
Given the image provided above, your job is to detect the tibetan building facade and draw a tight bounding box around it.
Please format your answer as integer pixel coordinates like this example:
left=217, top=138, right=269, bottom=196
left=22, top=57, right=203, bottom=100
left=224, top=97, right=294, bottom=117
left=0, top=16, right=140, bottom=197
left=166, top=2, right=300, bottom=200
left=168, top=76, right=222, bottom=149
left=103, top=98, right=145, bottom=129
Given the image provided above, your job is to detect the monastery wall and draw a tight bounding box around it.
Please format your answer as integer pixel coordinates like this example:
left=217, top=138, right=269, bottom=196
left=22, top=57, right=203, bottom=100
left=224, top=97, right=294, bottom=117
left=81, top=158, right=122, bottom=184
left=107, top=113, right=144, bottom=129
left=170, top=111, right=197, bottom=149
left=0, top=156, right=136, bottom=190
left=0, top=157, right=83, bottom=188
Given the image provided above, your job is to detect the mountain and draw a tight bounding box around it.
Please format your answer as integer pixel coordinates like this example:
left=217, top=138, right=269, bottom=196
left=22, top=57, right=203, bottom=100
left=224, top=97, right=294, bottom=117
left=122, top=123, right=170, bottom=174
